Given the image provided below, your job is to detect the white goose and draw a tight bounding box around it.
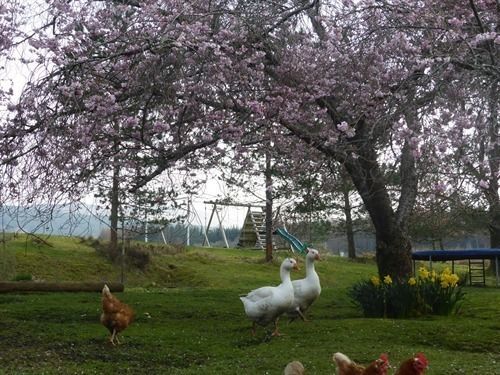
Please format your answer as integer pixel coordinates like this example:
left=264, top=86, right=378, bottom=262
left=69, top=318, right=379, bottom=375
left=287, top=248, right=321, bottom=321
left=240, top=258, right=298, bottom=336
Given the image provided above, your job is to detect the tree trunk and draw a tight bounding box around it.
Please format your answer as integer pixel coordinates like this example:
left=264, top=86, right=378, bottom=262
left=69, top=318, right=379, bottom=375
left=344, top=148, right=413, bottom=279
left=344, top=196, right=356, bottom=259
left=489, top=204, right=500, bottom=249
left=374, top=227, right=413, bottom=279
left=265, top=148, right=273, bottom=262
left=279, top=115, right=415, bottom=279
left=341, top=170, right=356, bottom=259
left=109, top=160, right=120, bottom=254
left=487, top=83, right=499, bottom=249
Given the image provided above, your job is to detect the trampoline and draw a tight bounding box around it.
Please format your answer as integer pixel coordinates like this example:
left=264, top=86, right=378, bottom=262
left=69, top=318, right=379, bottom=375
left=412, top=248, right=500, bottom=286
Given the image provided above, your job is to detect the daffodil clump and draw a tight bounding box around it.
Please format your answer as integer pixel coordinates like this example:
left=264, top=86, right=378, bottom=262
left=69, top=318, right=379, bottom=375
left=416, top=266, right=464, bottom=316
left=349, top=266, right=465, bottom=318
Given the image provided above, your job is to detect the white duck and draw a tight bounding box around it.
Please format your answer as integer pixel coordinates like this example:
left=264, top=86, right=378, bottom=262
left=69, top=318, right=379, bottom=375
left=240, top=258, right=298, bottom=336
left=287, top=248, right=321, bottom=321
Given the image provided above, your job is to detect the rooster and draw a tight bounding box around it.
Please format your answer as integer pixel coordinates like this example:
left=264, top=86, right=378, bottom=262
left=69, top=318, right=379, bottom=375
left=333, top=352, right=390, bottom=375
left=283, top=360, right=305, bottom=375
left=100, top=284, right=134, bottom=345
left=394, top=353, right=428, bottom=375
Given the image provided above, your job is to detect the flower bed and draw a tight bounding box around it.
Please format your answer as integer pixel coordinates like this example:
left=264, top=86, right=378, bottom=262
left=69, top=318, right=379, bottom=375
left=349, top=267, right=465, bottom=318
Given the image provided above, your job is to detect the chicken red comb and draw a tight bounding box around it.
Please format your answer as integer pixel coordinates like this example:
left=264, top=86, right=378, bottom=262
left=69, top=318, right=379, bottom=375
left=377, top=353, right=390, bottom=373
left=379, top=353, right=389, bottom=362
left=414, top=352, right=428, bottom=369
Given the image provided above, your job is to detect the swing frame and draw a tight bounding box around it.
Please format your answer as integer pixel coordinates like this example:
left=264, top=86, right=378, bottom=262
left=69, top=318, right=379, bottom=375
left=202, top=200, right=265, bottom=248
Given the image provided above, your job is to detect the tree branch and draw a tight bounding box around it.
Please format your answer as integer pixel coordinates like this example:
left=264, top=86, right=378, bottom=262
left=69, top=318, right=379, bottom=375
left=130, top=135, right=221, bottom=192
left=265, top=0, right=319, bottom=35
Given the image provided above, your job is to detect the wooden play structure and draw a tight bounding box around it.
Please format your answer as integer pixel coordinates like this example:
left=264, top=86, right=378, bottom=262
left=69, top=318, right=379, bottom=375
left=202, top=201, right=279, bottom=249
left=237, top=206, right=274, bottom=249
left=202, top=200, right=310, bottom=252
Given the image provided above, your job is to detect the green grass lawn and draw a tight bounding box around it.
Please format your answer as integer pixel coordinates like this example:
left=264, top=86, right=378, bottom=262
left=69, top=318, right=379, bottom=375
left=1, top=235, right=500, bottom=374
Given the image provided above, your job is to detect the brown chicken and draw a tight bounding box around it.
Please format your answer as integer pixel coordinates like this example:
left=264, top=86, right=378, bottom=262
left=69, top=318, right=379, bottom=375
left=283, top=360, right=305, bottom=375
left=394, top=353, right=428, bottom=375
left=100, top=284, right=134, bottom=345
left=333, top=352, right=390, bottom=375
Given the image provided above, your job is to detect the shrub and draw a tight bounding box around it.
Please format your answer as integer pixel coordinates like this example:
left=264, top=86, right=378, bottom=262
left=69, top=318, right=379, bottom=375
left=93, top=242, right=150, bottom=271
left=126, top=246, right=150, bottom=270
left=348, top=277, right=387, bottom=317
left=349, top=267, right=465, bottom=318
left=12, top=273, right=33, bottom=281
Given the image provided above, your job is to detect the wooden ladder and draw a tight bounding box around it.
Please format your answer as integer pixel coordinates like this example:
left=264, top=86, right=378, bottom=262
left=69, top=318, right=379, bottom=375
left=249, top=209, right=275, bottom=249
left=468, top=259, right=486, bottom=286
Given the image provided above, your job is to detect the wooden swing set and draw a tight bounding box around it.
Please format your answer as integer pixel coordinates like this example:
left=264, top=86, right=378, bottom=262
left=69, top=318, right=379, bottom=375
left=202, top=200, right=280, bottom=249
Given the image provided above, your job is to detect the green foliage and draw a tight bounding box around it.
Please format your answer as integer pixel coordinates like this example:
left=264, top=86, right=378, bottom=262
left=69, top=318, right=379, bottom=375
left=349, top=267, right=466, bottom=318
left=348, top=280, right=386, bottom=317
left=12, top=273, right=33, bottom=281
left=416, top=267, right=466, bottom=316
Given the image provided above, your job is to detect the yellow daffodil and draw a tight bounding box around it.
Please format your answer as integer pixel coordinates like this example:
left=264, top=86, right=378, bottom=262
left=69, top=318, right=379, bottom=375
left=383, top=275, right=392, bottom=285
left=430, top=270, right=437, bottom=282
left=441, top=267, right=452, bottom=276
left=440, top=272, right=460, bottom=287
left=449, top=274, right=459, bottom=286
left=371, top=276, right=381, bottom=286
left=408, top=277, right=417, bottom=286
left=418, top=267, right=430, bottom=279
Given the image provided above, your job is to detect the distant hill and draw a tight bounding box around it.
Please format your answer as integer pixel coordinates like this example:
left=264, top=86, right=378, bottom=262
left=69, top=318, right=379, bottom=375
left=0, top=204, right=108, bottom=238
left=0, top=204, right=242, bottom=245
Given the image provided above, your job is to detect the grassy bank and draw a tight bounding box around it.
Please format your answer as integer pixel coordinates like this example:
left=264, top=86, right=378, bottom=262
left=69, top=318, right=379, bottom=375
left=1, top=235, right=500, bottom=374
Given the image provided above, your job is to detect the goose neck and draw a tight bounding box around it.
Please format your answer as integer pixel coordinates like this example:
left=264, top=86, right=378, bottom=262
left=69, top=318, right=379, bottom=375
left=280, top=267, right=292, bottom=283
left=305, top=258, right=316, bottom=275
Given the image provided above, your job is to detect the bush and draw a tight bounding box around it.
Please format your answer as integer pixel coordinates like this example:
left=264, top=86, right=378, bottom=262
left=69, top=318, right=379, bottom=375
left=349, top=267, right=465, bottom=318
left=126, top=246, right=150, bottom=270
left=12, top=273, right=33, bottom=281
left=93, top=242, right=151, bottom=271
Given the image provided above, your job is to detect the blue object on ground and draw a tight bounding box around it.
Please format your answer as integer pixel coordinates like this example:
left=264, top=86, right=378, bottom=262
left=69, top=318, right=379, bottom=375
left=412, top=249, right=500, bottom=261
left=412, top=248, right=500, bottom=286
